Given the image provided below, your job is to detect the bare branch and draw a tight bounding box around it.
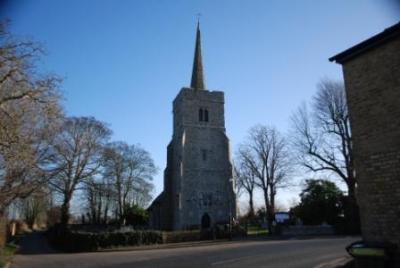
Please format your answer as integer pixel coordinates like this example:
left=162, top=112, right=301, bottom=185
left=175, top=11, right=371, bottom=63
left=290, top=79, right=356, bottom=196
left=237, top=125, right=292, bottom=233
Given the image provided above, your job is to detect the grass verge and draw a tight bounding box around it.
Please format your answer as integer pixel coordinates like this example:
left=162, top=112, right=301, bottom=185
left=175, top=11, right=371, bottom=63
left=0, top=244, right=18, bottom=268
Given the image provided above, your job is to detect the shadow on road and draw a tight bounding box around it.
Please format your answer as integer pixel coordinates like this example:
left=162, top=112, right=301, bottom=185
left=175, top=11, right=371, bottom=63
left=15, top=232, right=357, bottom=256
left=17, top=231, right=58, bottom=255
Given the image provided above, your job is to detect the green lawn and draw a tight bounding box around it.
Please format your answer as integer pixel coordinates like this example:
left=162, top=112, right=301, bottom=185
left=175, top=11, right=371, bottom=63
left=246, top=225, right=268, bottom=236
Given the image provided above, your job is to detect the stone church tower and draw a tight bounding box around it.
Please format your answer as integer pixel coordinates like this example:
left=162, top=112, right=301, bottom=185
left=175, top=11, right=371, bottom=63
left=148, top=23, right=236, bottom=230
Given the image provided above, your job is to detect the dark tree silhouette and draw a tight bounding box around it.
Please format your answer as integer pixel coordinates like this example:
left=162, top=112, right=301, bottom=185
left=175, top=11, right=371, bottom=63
left=50, top=117, right=111, bottom=226
left=0, top=21, right=62, bottom=218
left=234, top=158, right=256, bottom=218
left=291, top=179, right=344, bottom=225
left=238, top=125, right=292, bottom=234
left=291, top=79, right=359, bottom=233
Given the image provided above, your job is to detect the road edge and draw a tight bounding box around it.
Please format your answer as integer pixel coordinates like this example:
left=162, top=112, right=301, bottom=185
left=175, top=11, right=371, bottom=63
left=314, top=257, right=353, bottom=268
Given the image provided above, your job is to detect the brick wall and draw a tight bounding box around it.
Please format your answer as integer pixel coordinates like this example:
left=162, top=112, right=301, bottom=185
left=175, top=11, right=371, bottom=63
left=341, top=35, right=400, bottom=252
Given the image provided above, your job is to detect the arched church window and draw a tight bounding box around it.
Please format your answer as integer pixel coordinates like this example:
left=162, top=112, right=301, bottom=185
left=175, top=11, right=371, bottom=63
left=199, top=108, right=203, bottom=121
left=201, top=213, right=211, bottom=229
left=204, top=109, right=209, bottom=122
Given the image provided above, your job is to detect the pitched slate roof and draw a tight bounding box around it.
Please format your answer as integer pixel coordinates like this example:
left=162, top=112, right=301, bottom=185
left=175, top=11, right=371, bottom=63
left=330, top=22, right=400, bottom=64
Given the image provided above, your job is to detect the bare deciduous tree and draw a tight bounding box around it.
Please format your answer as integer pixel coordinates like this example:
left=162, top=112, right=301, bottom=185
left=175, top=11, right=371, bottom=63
left=50, top=117, right=111, bottom=226
left=238, top=125, right=291, bottom=234
left=20, top=189, right=49, bottom=229
left=132, top=180, right=154, bottom=209
left=234, top=161, right=256, bottom=218
left=102, top=142, right=156, bottom=224
left=84, top=176, right=113, bottom=224
left=290, top=79, right=358, bottom=230
left=0, top=21, right=62, bottom=217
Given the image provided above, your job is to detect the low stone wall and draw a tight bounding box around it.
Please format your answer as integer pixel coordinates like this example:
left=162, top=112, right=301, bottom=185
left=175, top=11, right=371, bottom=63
left=162, top=230, right=202, bottom=243
left=281, top=225, right=334, bottom=236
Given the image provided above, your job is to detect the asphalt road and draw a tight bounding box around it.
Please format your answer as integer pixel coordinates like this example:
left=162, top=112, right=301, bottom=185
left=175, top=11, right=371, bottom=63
left=11, top=236, right=356, bottom=268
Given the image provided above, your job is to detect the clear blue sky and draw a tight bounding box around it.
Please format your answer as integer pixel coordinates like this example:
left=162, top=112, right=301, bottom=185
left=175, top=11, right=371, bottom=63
left=2, top=0, right=399, bottom=210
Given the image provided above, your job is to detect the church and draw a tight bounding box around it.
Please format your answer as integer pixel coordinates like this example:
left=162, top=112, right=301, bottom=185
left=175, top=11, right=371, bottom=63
left=148, top=23, right=236, bottom=231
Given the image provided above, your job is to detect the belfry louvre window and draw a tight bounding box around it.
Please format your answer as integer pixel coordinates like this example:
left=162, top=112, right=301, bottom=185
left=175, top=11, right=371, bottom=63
left=199, top=108, right=209, bottom=122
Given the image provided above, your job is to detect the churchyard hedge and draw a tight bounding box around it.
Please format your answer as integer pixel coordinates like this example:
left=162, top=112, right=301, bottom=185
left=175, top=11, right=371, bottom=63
left=48, top=223, right=245, bottom=252
left=48, top=225, right=162, bottom=252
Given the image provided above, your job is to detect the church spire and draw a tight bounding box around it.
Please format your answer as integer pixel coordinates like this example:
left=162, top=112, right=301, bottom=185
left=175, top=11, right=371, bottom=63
left=190, top=22, right=205, bottom=90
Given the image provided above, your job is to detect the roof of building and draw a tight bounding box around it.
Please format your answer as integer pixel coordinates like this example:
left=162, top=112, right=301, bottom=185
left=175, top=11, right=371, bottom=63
left=147, top=191, right=164, bottom=211
left=329, top=21, right=400, bottom=64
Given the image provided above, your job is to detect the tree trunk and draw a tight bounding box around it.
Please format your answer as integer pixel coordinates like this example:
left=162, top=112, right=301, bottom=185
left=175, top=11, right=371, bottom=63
left=268, top=190, right=276, bottom=235
left=262, top=188, right=273, bottom=235
left=0, top=209, right=6, bottom=248
left=345, top=181, right=360, bottom=234
left=117, top=184, right=123, bottom=223
left=60, top=194, right=72, bottom=227
left=97, top=199, right=102, bottom=224
left=89, top=195, right=96, bottom=224
left=248, top=190, right=255, bottom=218
left=103, top=198, right=109, bottom=224
left=122, top=197, right=126, bottom=225
left=347, top=180, right=356, bottom=199
left=266, top=204, right=274, bottom=235
left=26, top=215, right=35, bottom=230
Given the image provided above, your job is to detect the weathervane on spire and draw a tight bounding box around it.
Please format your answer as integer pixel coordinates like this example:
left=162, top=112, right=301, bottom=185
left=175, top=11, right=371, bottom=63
left=196, top=13, right=202, bottom=25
